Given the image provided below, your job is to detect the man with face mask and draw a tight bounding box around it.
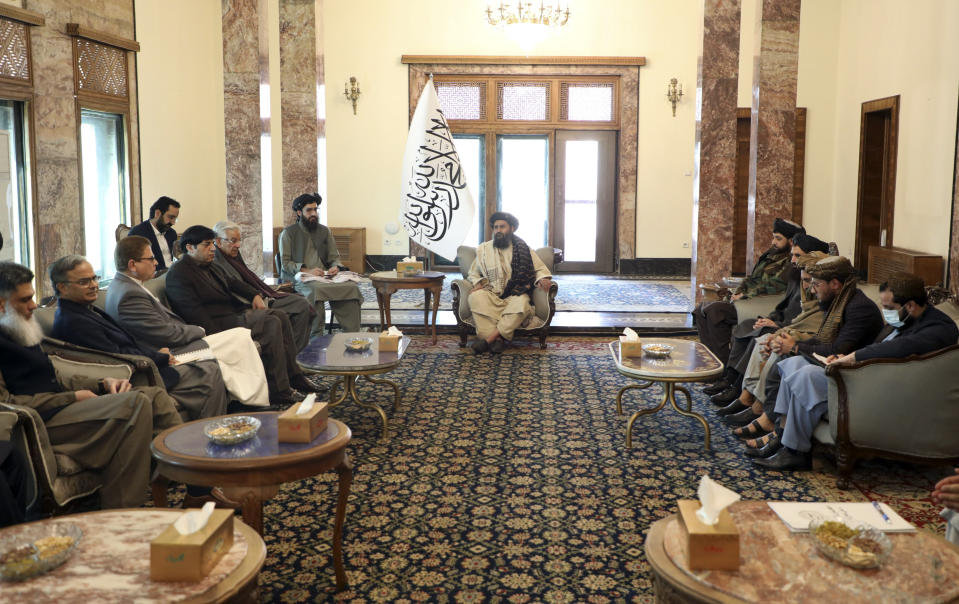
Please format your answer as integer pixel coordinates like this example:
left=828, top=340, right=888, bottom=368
left=128, top=196, right=181, bottom=273
left=466, top=212, right=553, bottom=354
left=693, top=218, right=804, bottom=364
left=278, top=193, right=363, bottom=336
left=753, top=271, right=956, bottom=470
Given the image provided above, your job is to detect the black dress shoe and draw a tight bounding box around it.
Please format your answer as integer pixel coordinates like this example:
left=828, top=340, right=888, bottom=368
left=716, top=399, right=748, bottom=417
left=721, top=408, right=760, bottom=427
left=745, top=435, right=782, bottom=458
left=291, top=374, right=325, bottom=394
left=703, top=379, right=730, bottom=396
left=710, top=386, right=739, bottom=406
left=751, top=446, right=811, bottom=471
left=489, top=338, right=506, bottom=354
left=469, top=338, right=489, bottom=354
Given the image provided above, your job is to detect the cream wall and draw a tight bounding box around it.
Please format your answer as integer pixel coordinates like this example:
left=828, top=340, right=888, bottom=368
left=135, top=0, right=226, bottom=230
left=323, top=0, right=702, bottom=257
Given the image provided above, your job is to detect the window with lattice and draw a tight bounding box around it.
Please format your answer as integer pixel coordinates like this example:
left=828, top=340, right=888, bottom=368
left=436, top=81, right=486, bottom=121
left=0, top=18, right=29, bottom=82
left=75, top=38, right=128, bottom=99
left=560, top=82, right=614, bottom=122
left=497, top=82, right=550, bottom=121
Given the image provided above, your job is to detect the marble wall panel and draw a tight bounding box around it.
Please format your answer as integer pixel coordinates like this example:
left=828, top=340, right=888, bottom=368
left=746, top=0, right=800, bottom=267
left=950, top=112, right=959, bottom=298
left=408, top=63, right=639, bottom=263
left=279, top=0, right=318, bottom=229
left=222, top=0, right=263, bottom=273
left=692, top=0, right=741, bottom=301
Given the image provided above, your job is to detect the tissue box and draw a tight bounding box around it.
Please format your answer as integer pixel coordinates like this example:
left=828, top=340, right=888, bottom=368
left=277, top=401, right=329, bottom=443
left=150, top=509, right=234, bottom=582
left=396, top=260, right=423, bottom=276
left=619, top=335, right=643, bottom=358
left=379, top=332, right=401, bottom=351
left=677, top=500, right=739, bottom=570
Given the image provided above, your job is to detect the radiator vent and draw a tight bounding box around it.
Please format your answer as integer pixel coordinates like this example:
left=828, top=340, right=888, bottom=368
left=331, top=227, right=366, bottom=274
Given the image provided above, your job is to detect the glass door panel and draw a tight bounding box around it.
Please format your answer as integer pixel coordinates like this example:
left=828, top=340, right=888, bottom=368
left=429, top=134, right=484, bottom=267
left=496, top=135, right=549, bottom=249
left=80, top=109, right=128, bottom=281
left=562, top=140, right=599, bottom=262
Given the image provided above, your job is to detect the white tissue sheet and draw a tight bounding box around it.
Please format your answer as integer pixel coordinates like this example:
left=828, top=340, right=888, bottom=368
left=402, top=256, right=417, bottom=263
left=622, top=327, right=639, bottom=341
left=296, top=393, right=317, bottom=415
left=386, top=326, right=403, bottom=336
left=174, top=500, right=216, bottom=535
left=696, top=474, right=741, bottom=526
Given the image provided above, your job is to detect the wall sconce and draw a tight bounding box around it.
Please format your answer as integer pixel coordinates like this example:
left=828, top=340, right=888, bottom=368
left=666, top=78, right=683, bottom=117
left=344, top=76, right=361, bottom=115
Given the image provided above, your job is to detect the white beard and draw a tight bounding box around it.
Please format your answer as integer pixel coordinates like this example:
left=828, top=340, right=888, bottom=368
left=0, top=306, right=44, bottom=347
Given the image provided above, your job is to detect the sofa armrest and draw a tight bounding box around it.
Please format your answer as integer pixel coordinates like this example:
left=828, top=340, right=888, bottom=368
left=531, top=281, right=558, bottom=322
left=732, top=294, right=780, bottom=323
left=824, top=345, right=959, bottom=458
left=40, top=337, right=163, bottom=388
left=451, top=279, right=473, bottom=321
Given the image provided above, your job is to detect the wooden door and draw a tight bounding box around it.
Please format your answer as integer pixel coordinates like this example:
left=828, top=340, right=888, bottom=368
left=854, top=96, right=899, bottom=278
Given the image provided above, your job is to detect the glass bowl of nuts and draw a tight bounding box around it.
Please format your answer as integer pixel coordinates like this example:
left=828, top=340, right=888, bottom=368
left=203, top=415, right=262, bottom=445
left=809, top=516, right=893, bottom=569
left=0, top=522, right=82, bottom=581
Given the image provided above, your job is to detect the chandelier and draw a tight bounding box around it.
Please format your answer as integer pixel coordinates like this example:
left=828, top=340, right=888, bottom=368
left=486, top=2, right=571, bottom=52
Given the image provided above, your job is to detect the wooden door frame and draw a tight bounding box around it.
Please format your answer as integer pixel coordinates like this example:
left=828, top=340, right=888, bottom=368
left=854, top=95, right=900, bottom=268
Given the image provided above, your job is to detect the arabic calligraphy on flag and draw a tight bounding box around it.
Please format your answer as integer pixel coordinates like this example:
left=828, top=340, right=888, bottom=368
left=400, top=79, right=475, bottom=260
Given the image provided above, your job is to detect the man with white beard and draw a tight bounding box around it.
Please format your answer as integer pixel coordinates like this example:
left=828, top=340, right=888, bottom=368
left=0, top=261, right=182, bottom=509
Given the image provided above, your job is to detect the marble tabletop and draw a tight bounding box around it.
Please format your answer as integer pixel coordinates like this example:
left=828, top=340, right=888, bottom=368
left=609, top=337, right=723, bottom=380
left=369, top=270, right=446, bottom=282
left=0, top=509, right=260, bottom=602
left=661, top=501, right=959, bottom=603
left=297, top=332, right=411, bottom=371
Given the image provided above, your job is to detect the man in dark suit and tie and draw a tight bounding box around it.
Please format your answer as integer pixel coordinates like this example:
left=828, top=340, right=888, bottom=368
left=164, top=225, right=323, bottom=405
left=49, top=254, right=229, bottom=422
left=128, top=196, right=180, bottom=273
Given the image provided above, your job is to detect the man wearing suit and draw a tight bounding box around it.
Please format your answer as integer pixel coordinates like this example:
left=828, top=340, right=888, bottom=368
left=49, top=255, right=229, bottom=422
left=128, top=196, right=180, bottom=273
left=165, top=225, right=322, bottom=406
left=0, top=261, right=182, bottom=509
left=106, top=236, right=270, bottom=408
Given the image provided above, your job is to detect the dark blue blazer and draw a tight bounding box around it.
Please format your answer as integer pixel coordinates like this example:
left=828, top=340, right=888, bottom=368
left=128, top=219, right=177, bottom=271
left=51, top=298, right=180, bottom=390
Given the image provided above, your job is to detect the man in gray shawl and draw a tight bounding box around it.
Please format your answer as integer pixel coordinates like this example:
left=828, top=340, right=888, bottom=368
left=278, top=193, right=363, bottom=335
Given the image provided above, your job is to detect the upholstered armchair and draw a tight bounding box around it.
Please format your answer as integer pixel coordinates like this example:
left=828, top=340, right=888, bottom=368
left=814, top=344, right=959, bottom=489
left=450, top=245, right=559, bottom=349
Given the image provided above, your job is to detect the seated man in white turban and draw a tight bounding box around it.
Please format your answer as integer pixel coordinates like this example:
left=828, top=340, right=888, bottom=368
left=466, top=212, right=553, bottom=354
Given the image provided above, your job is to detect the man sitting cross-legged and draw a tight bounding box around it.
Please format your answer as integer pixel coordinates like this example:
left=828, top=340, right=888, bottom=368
left=165, top=225, right=323, bottom=406
left=105, top=235, right=271, bottom=409
left=213, top=220, right=315, bottom=351
left=50, top=255, right=229, bottom=422
left=466, top=211, right=553, bottom=354
left=0, top=261, right=182, bottom=509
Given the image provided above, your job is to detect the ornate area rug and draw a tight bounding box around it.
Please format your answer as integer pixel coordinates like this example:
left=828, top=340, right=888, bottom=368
left=163, top=336, right=951, bottom=602
left=356, top=278, right=691, bottom=313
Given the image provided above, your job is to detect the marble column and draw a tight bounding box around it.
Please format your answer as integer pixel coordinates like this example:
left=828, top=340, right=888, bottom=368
left=279, top=0, right=318, bottom=227
left=692, top=0, right=741, bottom=301
left=950, top=115, right=959, bottom=298
left=222, top=0, right=263, bottom=273
left=746, top=0, right=801, bottom=269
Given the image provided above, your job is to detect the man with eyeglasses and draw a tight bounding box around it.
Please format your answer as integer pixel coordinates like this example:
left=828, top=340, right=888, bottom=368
left=49, top=254, right=230, bottom=423
left=105, top=235, right=272, bottom=410
left=165, top=225, right=324, bottom=407
left=128, top=196, right=180, bottom=274
left=212, top=220, right=314, bottom=351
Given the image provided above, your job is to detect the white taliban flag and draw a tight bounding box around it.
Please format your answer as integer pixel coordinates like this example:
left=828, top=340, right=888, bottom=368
left=400, top=79, right=475, bottom=260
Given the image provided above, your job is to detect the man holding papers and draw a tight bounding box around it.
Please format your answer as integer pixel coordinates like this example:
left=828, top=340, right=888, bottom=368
left=754, top=272, right=958, bottom=471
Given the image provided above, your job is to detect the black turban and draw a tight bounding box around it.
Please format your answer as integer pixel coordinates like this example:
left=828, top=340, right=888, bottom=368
left=292, top=192, right=322, bottom=212
left=793, top=233, right=830, bottom=254
left=773, top=218, right=804, bottom=240
left=489, top=211, right=519, bottom=230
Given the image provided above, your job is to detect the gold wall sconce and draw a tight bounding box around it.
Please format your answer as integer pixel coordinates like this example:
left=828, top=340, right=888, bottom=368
left=344, top=76, right=361, bottom=115
left=667, top=78, right=683, bottom=117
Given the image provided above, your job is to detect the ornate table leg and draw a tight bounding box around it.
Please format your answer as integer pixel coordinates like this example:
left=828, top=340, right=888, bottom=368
left=429, top=283, right=441, bottom=344
left=332, top=454, right=353, bottom=591
left=348, top=376, right=391, bottom=440
left=151, top=473, right=170, bottom=508
left=221, top=485, right=280, bottom=536
left=626, top=382, right=668, bottom=448
left=328, top=376, right=350, bottom=408
left=423, top=287, right=431, bottom=337
left=383, top=286, right=396, bottom=328
left=615, top=380, right=654, bottom=415
left=375, top=286, right=386, bottom=331
left=668, top=384, right=711, bottom=450
left=362, top=375, right=401, bottom=411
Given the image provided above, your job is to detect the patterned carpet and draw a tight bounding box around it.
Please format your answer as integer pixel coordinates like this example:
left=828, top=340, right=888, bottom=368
left=357, top=278, right=691, bottom=313
left=166, top=336, right=952, bottom=602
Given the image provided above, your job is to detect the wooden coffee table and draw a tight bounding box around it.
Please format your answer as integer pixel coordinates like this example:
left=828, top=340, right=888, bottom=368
left=609, top=338, right=723, bottom=449
left=646, top=501, right=959, bottom=603
left=369, top=270, right=446, bottom=344
left=298, top=332, right=410, bottom=440
left=150, top=414, right=352, bottom=590
left=0, top=509, right=265, bottom=603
